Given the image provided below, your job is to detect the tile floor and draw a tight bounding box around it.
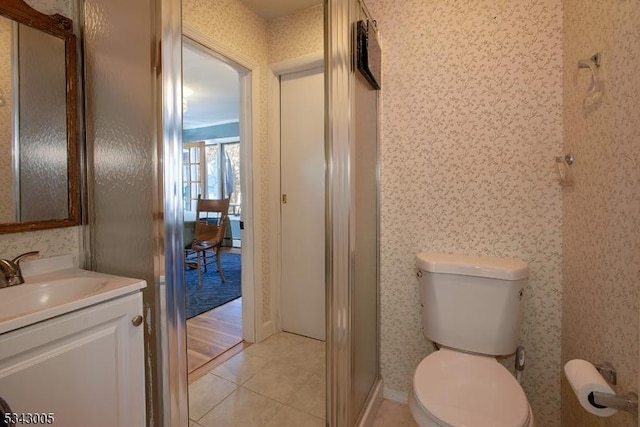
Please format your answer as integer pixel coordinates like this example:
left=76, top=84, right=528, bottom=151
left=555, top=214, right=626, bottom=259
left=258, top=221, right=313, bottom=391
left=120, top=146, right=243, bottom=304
left=188, top=331, right=416, bottom=427
left=372, top=400, right=418, bottom=427
left=189, top=332, right=326, bottom=427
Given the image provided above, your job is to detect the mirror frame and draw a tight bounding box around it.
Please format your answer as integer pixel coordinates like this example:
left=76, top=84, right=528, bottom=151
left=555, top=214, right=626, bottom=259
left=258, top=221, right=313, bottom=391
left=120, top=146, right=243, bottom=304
left=0, top=0, right=78, bottom=233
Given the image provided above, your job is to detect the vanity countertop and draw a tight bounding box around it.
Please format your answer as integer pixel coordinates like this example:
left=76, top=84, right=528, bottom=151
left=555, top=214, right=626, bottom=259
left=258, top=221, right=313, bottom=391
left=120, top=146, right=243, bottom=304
left=0, top=254, right=146, bottom=334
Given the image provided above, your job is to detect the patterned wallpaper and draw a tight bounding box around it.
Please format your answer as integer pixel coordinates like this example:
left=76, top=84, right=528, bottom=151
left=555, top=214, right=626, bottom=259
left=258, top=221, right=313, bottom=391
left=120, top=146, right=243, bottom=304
left=183, top=0, right=323, bottom=326
left=562, top=2, right=640, bottom=427
left=366, top=0, right=563, bottom=425
left=268, top=4, right=323, bottom=65
left=183, top=0, right=268, bottom=64
left=0, top=18, right=13, bottom=224
left=0, top=227, right=79, bottom=260
left=24, top=0, right=72, bottom=17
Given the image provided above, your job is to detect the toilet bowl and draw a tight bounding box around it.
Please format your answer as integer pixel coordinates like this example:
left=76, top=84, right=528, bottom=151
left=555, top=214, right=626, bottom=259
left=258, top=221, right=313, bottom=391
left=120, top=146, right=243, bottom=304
left=409, top=348, right=535, bottom=427
left=411, top=252, right=536, bottom=427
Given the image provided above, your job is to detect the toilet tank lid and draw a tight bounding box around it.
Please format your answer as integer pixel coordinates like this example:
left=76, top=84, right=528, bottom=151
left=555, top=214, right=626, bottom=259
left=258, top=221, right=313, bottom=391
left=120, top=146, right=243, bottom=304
left=415, top=252, right=529, bottom=280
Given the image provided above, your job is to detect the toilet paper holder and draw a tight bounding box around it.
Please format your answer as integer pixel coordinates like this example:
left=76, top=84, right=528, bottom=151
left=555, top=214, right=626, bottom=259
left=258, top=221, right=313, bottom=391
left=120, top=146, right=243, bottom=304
left=589, top=391, right=638, bottom=415
left=591, top=362, right=638, bottom=416
left=595, top=362, right=616, bottom=385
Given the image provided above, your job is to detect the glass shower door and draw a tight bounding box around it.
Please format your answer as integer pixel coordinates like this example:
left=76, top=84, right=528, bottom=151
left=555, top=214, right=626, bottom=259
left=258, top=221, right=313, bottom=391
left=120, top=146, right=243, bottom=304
left=350, top=62, right=380, bottom=426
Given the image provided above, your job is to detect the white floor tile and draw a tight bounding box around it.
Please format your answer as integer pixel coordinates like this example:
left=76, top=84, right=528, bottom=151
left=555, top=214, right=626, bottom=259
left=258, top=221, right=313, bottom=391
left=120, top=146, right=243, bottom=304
left=188, top=332, right=334, bottom=426
left=265, top=406, right=324, bottom=427
left=198, top=388, right=282, bottom=427
left=286, top=372, right=326, bottom=419
left=242, top=360, right=312, bottom=403
left=211, top=351, right=271, bottom=385
left=188, top=373, right=236, bottom=420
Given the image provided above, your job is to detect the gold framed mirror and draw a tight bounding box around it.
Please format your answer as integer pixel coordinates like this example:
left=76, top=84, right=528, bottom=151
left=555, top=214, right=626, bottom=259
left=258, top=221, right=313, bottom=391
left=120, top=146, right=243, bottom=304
left=0, top=0, right=78, bottom=233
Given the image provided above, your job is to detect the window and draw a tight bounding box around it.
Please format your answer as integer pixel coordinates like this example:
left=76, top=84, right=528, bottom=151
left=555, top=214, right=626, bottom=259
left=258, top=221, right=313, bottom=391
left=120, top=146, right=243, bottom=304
left=183, top=140, right=241, bottom=215
left=182, top=141, right=205, bottom=212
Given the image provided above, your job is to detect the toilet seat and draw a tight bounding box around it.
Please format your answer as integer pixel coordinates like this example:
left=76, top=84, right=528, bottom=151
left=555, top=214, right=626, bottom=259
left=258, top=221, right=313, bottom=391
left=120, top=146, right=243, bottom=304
left=411, top=348, right=530, bottom=427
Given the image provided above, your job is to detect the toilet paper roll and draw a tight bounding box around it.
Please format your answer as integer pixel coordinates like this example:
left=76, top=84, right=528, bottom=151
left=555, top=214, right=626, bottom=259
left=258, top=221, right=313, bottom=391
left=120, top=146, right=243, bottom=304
left=564, top=359, right=618, bottom=417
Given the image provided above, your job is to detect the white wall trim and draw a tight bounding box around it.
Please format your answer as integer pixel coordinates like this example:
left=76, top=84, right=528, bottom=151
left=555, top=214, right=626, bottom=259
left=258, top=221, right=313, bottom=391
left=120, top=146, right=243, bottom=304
left=261, top=319, right=275, bottom=339
left=242, top=69, right=260, bottom=343
left=182, top=26, right=258, bottom=71
left=269, top=51, right=324, bottom=75
left=266, top=70, right=282, bottom=334
left=267, top=51, right=324, bottom=336
left=182, top=24, right=261, bottom=343
left=382, top=387, right=409, bottom=404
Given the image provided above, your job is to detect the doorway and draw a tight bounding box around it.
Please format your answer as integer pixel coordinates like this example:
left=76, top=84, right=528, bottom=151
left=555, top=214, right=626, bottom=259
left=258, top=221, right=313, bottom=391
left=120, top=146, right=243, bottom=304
left=182, top=38, right=248, bottom=376
left=182, top=53, right=330, bottom=427
left=176, top=2, right=332, bottom=425
left=280, top=67, right=326, bottom=341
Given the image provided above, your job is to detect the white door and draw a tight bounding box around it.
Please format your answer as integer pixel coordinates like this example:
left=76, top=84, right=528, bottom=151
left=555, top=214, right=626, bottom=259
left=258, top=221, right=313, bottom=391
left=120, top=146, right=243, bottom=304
left=280, top=67, right=325, bottom=340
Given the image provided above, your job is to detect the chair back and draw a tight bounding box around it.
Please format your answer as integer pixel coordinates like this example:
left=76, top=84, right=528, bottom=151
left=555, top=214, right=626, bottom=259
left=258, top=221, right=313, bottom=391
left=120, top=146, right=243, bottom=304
left=193, top=195, right=230, bottom=245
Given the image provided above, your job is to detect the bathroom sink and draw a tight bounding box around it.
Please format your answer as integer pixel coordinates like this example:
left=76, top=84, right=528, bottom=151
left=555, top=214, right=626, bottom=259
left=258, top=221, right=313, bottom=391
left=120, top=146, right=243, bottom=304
left=0, top=254, right=146, bottom=334
left=0, top=277, right=108, bottom=320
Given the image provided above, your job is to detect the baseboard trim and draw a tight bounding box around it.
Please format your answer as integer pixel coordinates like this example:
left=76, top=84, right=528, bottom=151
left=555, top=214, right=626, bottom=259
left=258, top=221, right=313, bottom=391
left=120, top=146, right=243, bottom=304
left=383, top=387, right=409, bottom=404
left=357, top=378, right=384, bottom=427
left=258, top=319, right=275, bottom=342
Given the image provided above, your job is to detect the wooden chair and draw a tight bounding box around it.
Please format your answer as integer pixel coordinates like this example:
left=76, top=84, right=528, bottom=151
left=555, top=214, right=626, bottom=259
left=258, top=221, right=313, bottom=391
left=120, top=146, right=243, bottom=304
left=185, top=195, right=230, bottom=287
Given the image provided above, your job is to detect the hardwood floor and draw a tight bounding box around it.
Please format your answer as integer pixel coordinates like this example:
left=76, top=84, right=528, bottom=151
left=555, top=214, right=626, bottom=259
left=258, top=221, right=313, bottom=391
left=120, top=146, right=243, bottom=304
left=186, top=297, right=243, bottom=377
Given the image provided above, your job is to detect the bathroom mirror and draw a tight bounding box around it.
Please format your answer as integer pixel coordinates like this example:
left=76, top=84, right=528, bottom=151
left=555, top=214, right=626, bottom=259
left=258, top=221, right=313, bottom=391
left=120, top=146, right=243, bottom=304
left=0, top=0, right=78, bottom=233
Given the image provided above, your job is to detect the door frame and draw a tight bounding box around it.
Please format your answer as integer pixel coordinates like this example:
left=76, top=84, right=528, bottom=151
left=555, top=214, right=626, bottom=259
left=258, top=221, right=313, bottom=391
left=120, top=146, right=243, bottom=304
left=182, top=26, right=259, bottom=343
left=267, top=52, right=324, bottom=334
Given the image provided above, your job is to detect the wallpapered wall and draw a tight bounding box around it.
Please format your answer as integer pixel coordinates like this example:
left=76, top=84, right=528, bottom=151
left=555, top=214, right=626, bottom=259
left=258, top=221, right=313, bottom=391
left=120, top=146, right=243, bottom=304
left=183, top=0, right=323, bottom=326
left=0, top=0, right=78, bottom=261
left=25, top=0, right=72, bottom=16
left=268, top=4, right=323, bottom=65
left=366, top=0, right=564, bottom=425
left=0, top=228, right=78, bottom=260
left=562, top=2, right=640, bottom=426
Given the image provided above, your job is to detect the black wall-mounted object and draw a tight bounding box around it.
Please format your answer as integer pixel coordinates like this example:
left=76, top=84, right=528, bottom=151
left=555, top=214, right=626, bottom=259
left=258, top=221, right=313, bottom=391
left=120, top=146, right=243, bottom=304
left=356, top=20, right=381, bottom=90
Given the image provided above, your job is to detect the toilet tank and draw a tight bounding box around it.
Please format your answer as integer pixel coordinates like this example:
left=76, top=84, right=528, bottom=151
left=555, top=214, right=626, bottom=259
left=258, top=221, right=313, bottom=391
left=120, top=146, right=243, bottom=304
left=415, top=252, right=529, bottom=356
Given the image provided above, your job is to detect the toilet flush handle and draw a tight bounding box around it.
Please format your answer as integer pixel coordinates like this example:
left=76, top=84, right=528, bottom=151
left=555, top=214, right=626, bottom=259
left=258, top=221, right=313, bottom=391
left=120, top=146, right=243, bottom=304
left=516, top=346, right=525, bottom=372
left=515, top=346, right=526, bottom=384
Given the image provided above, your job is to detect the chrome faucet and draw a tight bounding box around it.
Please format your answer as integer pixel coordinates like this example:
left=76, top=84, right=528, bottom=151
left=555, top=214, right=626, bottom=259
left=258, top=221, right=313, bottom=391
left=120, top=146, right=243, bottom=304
left=0, top=251, right=39, bottom=288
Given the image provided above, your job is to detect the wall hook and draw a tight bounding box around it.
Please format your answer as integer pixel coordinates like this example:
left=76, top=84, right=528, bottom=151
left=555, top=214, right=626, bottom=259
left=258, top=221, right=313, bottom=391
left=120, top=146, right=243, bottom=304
left=555, top=153, right=574, bottom=186
left=555, top=153, right=574, bottom=166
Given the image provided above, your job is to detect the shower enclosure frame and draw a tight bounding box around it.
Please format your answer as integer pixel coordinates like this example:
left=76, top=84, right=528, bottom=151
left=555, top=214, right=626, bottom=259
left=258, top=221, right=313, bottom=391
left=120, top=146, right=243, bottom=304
left=326, top=0, right=382, bottom=425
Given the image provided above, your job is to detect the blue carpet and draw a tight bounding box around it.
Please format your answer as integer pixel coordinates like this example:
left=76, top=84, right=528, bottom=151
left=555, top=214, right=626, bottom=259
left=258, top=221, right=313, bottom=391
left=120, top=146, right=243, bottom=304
left=185, top=252, right=241, bottom=319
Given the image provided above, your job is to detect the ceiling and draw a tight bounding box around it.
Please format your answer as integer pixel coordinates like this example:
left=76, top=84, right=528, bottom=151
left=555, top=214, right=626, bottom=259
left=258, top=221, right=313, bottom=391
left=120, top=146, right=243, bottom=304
left=182, top=0, right=323, bottom=131
left=239, top=0, right=322, bottom=20
left=182, top=43, right=240, bottom=131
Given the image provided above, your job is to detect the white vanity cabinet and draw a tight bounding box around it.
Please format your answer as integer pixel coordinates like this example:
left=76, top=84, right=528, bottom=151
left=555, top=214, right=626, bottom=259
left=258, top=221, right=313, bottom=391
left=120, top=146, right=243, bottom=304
left=0, top=291, right=145, bottom=427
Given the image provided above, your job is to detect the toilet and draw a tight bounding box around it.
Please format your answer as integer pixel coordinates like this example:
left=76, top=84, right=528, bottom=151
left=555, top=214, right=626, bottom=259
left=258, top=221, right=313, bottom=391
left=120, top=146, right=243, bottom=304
left=410, top=252, right=536, bottom=427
